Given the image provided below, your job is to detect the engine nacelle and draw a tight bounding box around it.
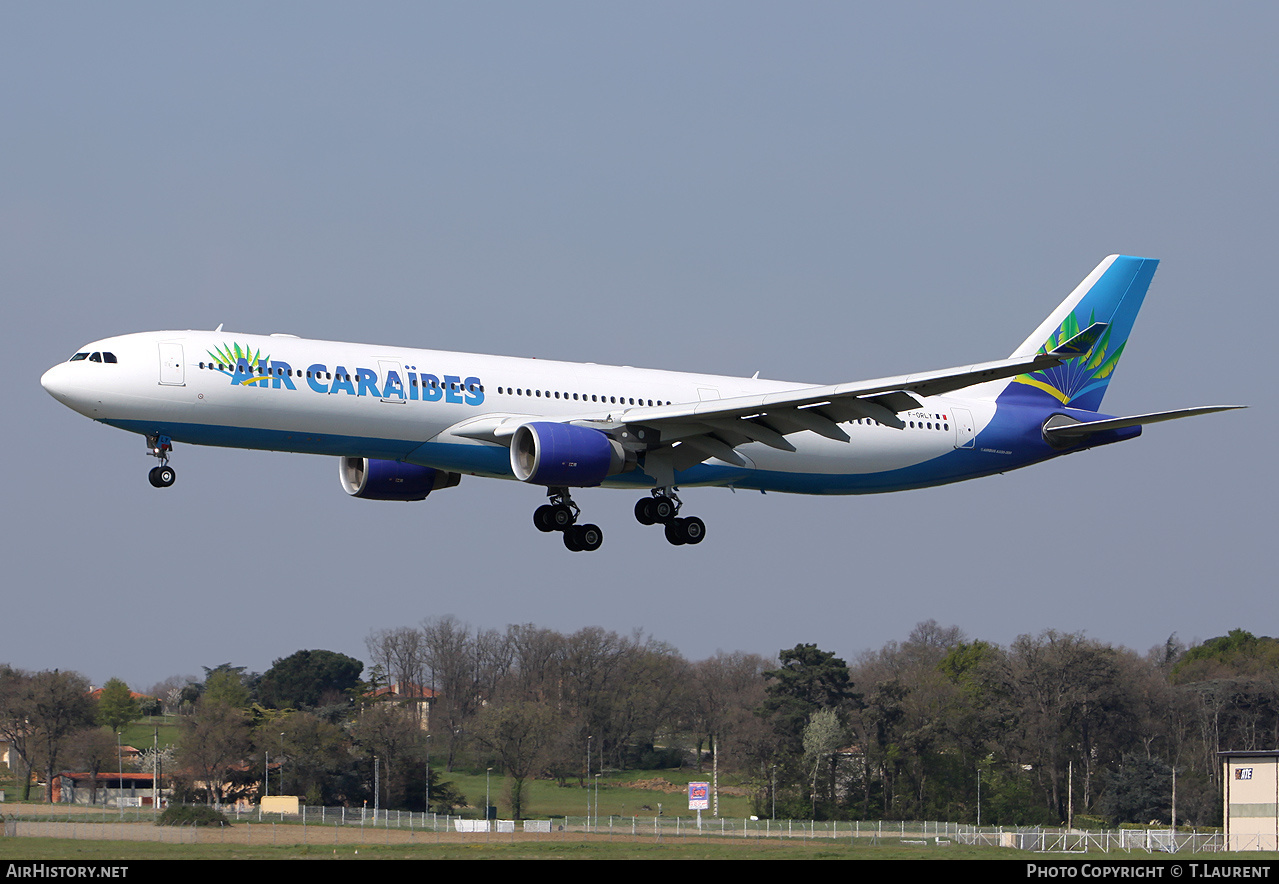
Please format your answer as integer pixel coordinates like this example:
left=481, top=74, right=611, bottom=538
left=339, top=458, right=461, bottom=501
left=510, top=422, right=635, bottom=487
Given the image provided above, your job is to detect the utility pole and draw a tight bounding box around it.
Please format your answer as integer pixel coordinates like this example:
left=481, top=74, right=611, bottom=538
left=713, top=735, right=719, bottom=817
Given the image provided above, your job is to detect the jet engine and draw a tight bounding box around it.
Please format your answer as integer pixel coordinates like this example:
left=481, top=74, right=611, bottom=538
left=510, top=422, right=635, bottom=487
left=339, top=457, right=461, bottom=501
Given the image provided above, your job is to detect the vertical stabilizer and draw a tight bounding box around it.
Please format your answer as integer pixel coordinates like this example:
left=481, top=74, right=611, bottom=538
left=975, top=255, right=1158, bottom=412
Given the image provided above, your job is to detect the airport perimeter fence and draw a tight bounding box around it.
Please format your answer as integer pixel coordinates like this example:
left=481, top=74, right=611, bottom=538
left=0, top=804, right=1240, bottom=853
left=953, top=826, right=1227, bottom=854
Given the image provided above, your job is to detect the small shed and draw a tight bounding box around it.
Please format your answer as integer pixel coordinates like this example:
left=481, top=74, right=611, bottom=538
left=1221, top=750, right=1279, bottom=851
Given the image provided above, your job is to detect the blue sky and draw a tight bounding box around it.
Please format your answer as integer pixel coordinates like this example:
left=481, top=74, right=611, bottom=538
left=3, top=2, right=1272, bottom=690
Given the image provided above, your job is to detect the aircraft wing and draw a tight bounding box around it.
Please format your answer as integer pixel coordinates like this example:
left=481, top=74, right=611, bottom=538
left=447, top=347, right=1081, bottom=484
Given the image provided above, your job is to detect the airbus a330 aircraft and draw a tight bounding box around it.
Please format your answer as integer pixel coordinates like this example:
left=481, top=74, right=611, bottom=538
left=42, top=255, right=1239, bottom=552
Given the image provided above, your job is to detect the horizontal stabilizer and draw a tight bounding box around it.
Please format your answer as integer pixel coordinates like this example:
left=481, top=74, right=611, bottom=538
left=1043, top=405, right=1245, bottom=444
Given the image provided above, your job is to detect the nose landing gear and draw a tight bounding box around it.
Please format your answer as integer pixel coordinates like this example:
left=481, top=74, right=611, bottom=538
left=146, top=435, right=175, bottom=487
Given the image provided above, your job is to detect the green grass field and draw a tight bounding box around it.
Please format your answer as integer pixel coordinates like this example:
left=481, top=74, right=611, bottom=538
left=443, top=767, right=756, bottom=820
left=7, top=834, right=1275, bottom=861
left=0, top=835, right=1060, bottom=860
left=8, top=761, right=1275, bottom=861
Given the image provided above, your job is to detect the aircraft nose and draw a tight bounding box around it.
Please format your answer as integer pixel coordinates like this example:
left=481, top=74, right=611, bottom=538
left=41, top=362, right=71, bottom=400
left=41, top=360, right=105, bottom=418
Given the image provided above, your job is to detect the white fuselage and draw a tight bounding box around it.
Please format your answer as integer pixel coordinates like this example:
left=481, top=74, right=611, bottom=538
left=41, top=329, right=1003, bottom=494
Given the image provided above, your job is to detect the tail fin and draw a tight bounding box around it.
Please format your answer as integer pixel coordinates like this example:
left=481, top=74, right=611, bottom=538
left=991, top=255, right=1158, bottom=412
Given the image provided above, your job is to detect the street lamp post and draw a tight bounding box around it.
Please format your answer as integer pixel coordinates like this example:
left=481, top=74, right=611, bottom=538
left=770, top=765, right=776, bottom=821
left=425, top=733, right=432, bottom=817
left=976, top=767, right=982, bottom=827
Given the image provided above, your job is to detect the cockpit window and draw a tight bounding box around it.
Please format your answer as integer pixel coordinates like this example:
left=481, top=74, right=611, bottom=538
left=70, top=353, right=89, bottom=361
left=89, top=352, right=102, bottom=363
left=103, top=352, right=117, bottom=363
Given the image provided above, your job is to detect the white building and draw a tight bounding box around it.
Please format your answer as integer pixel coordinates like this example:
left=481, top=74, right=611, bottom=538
left=1221, top=750, right=1279, bottom=851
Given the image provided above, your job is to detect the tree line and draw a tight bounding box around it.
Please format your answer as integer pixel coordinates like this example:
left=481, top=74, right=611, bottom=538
left=2, top=620, right=1276, bottom=825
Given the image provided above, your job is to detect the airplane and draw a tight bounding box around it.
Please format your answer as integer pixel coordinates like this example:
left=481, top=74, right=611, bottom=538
left=41, top=255, right=1240, bottom=552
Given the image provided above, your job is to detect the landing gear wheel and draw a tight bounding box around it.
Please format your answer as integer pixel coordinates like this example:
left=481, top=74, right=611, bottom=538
left=635, top=498, right=656, bottom=525
left=574, top=523, right=603, bottom=552
left=563, top=529, right=581, bottom=552
left=534, top=505, right=556, bottom=532
left=652, top=497, right=677, bottom=523
left=664, top=519, right=688, bottom=546
left=549, top=503, right=575, bottom=530
left=680, top=516, right=705, bottom=545
left=663, top=517, right=704, bottom=546
left=149, top=465, right=175, bottom=488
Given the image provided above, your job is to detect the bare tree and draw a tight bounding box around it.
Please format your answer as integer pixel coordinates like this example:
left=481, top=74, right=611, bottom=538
left=473, top=699, right=558, bottom=819
left=504, top=624, right=566, bottom=702
left=176, top=698, right=252, bottom=805
left=420, top=616, right=481, bottom=770
left=65, top=727, right=118, bottom=805
left=22, top=670, right=96, bottom=802
left=349, top=702, right=426, bottom=808
left=0, top=665, right=36, bottom=799
left=366, top=627, right=428, bottom=721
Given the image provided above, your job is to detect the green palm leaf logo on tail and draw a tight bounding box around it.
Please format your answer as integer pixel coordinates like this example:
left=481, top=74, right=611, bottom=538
left=1013, top=309, right=1123, bottom=406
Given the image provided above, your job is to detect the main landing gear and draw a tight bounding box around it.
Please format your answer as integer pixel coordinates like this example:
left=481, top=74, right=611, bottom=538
left=146, top=434, right=176, bottom=488
left=533, top=488, right=604, bottom=552
left=531, top=487, right=705, bottom=552
left=634, top=489, right=705, bottom=546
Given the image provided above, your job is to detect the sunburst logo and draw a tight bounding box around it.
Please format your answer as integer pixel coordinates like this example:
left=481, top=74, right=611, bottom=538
left=1013, top=310, right=1125, bottom=407
left=207, top=342, right=272, bottom=386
